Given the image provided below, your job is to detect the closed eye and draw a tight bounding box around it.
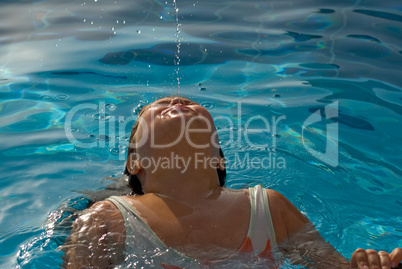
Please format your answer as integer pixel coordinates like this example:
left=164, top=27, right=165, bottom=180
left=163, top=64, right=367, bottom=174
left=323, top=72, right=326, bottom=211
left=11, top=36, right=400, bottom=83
left=152, top=100, right=171, bottom=106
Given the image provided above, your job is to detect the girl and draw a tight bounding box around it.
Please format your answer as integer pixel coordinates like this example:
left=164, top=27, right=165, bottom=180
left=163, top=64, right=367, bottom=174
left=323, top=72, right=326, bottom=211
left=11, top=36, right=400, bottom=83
left=62, top=96, right=402, bottom=268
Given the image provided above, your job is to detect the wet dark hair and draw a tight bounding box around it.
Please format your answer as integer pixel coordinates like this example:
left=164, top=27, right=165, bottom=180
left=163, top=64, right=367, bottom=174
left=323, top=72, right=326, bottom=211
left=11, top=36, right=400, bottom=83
left=125, top=96, right=226, bottom=195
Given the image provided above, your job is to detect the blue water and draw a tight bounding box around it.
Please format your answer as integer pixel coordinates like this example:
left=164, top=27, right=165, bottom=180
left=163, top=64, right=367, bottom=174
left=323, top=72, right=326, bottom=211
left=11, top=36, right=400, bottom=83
left=1, top=0, right=401, bottom=267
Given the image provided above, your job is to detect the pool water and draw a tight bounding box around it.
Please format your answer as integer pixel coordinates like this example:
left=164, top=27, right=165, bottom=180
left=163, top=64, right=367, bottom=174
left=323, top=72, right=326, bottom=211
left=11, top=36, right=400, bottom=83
left=1, top=0, right=401, bottom=268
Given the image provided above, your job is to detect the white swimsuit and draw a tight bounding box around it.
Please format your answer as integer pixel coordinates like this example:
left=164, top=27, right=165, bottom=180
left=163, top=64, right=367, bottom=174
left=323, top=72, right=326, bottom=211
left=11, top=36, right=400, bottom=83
left=107, top=185, right=278, bottom=268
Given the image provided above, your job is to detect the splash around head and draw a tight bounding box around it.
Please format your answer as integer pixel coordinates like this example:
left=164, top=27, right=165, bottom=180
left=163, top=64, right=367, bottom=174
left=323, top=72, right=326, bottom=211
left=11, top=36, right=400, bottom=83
left=124, top=96, right=226, bottom=195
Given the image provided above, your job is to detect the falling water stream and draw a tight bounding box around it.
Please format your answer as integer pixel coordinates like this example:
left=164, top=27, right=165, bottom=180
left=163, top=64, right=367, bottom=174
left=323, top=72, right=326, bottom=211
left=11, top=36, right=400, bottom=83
left=173, top=0, right=181, bottom=95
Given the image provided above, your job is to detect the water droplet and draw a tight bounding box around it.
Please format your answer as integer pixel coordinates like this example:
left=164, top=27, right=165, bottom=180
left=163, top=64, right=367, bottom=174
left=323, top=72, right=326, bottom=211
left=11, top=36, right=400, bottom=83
left=40, top=95, right=52, bottom=101
left=137, top=30, right=141, bottom=34
left=118, top=146, right=126, bottom=155
left=200, top=87, right=206, bottom=91
left=132, top=102, right=146, bottom=115
left=106, top=103, right=116, bottom=111
left=201, top=102, right=215, bottom=109
left=89, top=134, right=95, bottom=138
left=273, top=94, right=281, bottom=98
left=99, top=135, right=110, bottom=141
left=110, top=147, right=119, bottom=155
left=55, top=94, right=69, bottom=101
left=92, top=113, right=112, bottom=121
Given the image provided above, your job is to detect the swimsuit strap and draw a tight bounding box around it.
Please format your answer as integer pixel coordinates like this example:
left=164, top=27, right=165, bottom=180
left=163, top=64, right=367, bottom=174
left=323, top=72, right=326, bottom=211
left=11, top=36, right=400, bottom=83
left=107, top=196, right=135, bottom=237
left=247, top=185, right=277, bottom=254
left=106, top=196, right=170, bottom=251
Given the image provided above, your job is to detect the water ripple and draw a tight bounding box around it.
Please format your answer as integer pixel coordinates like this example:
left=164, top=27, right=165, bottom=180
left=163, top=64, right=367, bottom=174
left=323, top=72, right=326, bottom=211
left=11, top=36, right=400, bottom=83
left=354, top=9, right=402, bottom=22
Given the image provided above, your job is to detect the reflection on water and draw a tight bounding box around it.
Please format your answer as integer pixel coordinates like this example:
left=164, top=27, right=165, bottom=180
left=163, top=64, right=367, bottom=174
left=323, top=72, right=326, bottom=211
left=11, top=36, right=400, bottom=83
left=0, top=0, right=401, bottom=268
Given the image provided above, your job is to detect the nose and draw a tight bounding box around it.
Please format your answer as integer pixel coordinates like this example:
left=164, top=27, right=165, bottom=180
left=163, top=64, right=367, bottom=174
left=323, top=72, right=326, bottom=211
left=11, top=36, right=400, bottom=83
left=170, top=97, right=183, bottom=106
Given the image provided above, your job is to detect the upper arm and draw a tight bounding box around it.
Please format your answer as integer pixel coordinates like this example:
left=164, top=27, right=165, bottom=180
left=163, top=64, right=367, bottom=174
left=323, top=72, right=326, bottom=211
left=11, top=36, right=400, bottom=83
left=267, top=189, right=309, bottom=244
left=61, top=200, right=126, bottom=268
left=267, top=189, right=349, bottom=268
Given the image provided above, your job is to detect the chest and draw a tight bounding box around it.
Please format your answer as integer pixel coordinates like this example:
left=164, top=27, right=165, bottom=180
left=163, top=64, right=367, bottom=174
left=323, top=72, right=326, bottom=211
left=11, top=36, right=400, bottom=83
left=132, top=196, right=251, bottom=259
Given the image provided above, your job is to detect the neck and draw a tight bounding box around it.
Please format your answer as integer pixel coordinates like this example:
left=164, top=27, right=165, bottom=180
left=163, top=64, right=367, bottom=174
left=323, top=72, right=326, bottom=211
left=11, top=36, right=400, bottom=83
left=141, top=164, right=221, bottom=204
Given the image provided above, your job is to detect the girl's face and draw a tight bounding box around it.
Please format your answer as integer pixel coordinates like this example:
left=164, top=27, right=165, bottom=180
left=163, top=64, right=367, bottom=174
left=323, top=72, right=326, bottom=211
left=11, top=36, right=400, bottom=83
left=133, top=96, right=219, bottom=156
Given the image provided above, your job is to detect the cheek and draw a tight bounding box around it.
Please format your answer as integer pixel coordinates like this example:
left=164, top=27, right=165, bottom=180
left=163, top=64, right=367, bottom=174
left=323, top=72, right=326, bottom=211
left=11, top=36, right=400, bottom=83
left=198, top=108, right=216, bottom=129
left=132, top=111, right=156, bottom=147
left=188, top=107, right=217, bottom=134
left=147, top=106, right=166, bottom=115
left=193, top=106, right=213, bottom=119
left=139, top=107, right=165, bottom=126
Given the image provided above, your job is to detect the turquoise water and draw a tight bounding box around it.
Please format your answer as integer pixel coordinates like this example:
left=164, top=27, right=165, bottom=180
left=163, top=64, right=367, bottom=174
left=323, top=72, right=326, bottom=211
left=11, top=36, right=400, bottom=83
left=1, top=0, right=401, bottom=267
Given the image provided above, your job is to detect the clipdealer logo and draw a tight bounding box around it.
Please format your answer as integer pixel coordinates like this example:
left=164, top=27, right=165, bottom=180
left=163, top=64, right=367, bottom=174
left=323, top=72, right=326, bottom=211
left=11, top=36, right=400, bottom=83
left=64, top=100, right=339, bottom=167
left=302, top=101, right=339, bottom=167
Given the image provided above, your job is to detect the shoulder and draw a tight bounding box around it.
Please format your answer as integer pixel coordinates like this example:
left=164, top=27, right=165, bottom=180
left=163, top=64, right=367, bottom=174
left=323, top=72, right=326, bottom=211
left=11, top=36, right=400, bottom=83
left=85, top=199, right=121, bottom=218
left=266, top=189, right=307, bottom=222
left=72, top=199, right=125, bottom=233
left=265, top=189, right=309, bottom=243
left=266, top=189, right=298, bottom=212
left=67, top=199, right=126, bottom=247
left=63, top=199, right=126, bottom=267
left=91, top=199, right=121, bottom=212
